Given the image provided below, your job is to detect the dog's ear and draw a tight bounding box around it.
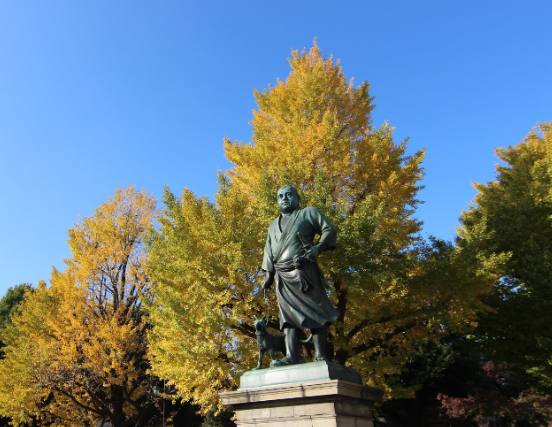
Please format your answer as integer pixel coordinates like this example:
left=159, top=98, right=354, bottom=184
left=261, top=315, right=267, bottom=323
left=253, top=315, right=258, bottom=321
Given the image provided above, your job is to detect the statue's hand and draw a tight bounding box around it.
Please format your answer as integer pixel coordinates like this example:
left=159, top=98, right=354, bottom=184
left=262, top=271, right=274, bottom=290
left=304, top=245, right=319, bottom=262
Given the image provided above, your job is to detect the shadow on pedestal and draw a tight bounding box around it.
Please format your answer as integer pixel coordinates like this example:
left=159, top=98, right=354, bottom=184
left=220, top=361, right=384, bottom=427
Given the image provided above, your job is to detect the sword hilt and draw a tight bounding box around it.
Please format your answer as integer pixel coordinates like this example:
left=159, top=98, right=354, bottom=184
left=297, top=232, right=314, bottom=262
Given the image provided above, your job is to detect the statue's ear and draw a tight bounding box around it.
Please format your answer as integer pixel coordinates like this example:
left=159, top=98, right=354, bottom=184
left=253, top=315, right=258, bottom=321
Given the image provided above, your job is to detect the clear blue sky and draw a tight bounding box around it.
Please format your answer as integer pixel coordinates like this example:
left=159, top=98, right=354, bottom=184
left=1, top=1, right=551, bottom=296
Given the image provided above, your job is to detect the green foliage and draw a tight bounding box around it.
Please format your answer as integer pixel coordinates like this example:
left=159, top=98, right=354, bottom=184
left=374, top=337, right=482, bottom=426
left=0, top=284, right=32, bottom=331
left=0, top=284, right=35, bottom=425
left=459, top=122, right=552, bottom=391
left=376, top=337, right=552, bottom=426
left=0, top=283, right=33, bottom=365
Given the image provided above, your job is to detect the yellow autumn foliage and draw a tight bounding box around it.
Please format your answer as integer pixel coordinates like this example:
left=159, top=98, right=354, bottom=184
left=0, top=186, right=159, bottom=427
left=146, top=43, right=501, bottom=410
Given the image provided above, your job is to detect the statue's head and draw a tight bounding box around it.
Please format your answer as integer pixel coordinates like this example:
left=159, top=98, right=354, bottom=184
left=277, top=185, right=300, bottom=214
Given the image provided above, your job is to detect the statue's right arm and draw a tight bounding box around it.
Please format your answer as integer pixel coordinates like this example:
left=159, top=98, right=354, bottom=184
left=262, top=270, right=275, bottom=289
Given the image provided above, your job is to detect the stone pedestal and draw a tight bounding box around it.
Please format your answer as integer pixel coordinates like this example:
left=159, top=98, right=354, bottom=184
left=220, top=361, right=383, bottom=427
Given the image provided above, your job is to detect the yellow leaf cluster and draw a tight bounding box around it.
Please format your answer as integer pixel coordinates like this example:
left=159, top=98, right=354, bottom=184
left=147, top=43, right=499, bottom=408
left=0, top=186, right=159, bottom=426
left=146, top=187, right=260, bottom=411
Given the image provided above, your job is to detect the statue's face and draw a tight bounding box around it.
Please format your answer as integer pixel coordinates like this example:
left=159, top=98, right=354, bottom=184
left=277, top=186, right=300, bottom=214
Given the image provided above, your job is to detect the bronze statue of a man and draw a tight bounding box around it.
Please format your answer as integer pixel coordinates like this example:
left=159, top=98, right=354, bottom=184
left=261, top=185, right=338, bottom=366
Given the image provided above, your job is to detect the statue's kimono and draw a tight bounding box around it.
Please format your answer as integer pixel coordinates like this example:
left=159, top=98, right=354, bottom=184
left=262, top=207, right=339, bottom=331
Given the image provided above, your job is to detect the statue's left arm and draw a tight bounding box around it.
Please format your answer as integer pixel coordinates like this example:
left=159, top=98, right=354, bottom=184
left=304, top=208, right=337, bottom=261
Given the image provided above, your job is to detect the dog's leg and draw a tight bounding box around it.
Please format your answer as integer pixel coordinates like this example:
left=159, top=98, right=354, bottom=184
left=254, top=349, right=264, bottom=370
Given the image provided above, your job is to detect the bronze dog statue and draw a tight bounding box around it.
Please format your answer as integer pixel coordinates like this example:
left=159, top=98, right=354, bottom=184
left=253, top=315, right=312, bottom=370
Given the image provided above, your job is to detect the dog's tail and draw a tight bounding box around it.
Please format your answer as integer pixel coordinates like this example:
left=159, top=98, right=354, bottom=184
left=300, top=334, right=313, bottom=344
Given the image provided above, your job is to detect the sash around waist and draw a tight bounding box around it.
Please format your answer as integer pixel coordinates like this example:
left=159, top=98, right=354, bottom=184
left=274, top=259, right=296, bottom=272
left=274, top=259, right=312, bottom=293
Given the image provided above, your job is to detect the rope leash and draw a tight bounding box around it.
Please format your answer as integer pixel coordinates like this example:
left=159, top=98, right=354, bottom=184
left=263, top=288, right=270, bottom=320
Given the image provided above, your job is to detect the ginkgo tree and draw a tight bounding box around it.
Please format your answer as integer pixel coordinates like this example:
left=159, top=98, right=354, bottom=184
left=146, top=43, right=501, bottom=410
left=459, top=123, right=552, bottom=390
left=0, top=186, right=160, bottom=427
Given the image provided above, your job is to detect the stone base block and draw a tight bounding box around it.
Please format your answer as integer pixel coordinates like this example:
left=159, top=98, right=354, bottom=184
left=240, top=360, right=363, bottom=388
left=220, top=369, right=383, bottom=427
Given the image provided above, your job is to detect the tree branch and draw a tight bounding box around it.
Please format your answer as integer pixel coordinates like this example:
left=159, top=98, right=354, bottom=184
left=55, top=388, right=107, bottom=418
left=346, top=304, right=448, bottom=341
left=351, top=318, right=420, bottom=356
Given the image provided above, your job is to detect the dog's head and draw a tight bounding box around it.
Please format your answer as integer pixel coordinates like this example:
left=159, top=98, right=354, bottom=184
left=253, top=315, right=268, bottom=335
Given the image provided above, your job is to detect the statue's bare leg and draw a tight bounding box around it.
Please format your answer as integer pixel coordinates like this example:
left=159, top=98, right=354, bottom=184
left=271, top=326, right=299, bottom=367
left=313, top=325, right=328, bottom=362
left=285, top=327, right=300, bottom=363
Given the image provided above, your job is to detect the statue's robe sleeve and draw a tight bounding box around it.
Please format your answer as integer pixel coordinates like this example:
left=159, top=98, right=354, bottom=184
left=306, top=207, right=337, bottom=250
left=261, top=230, right=275, bottom=273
